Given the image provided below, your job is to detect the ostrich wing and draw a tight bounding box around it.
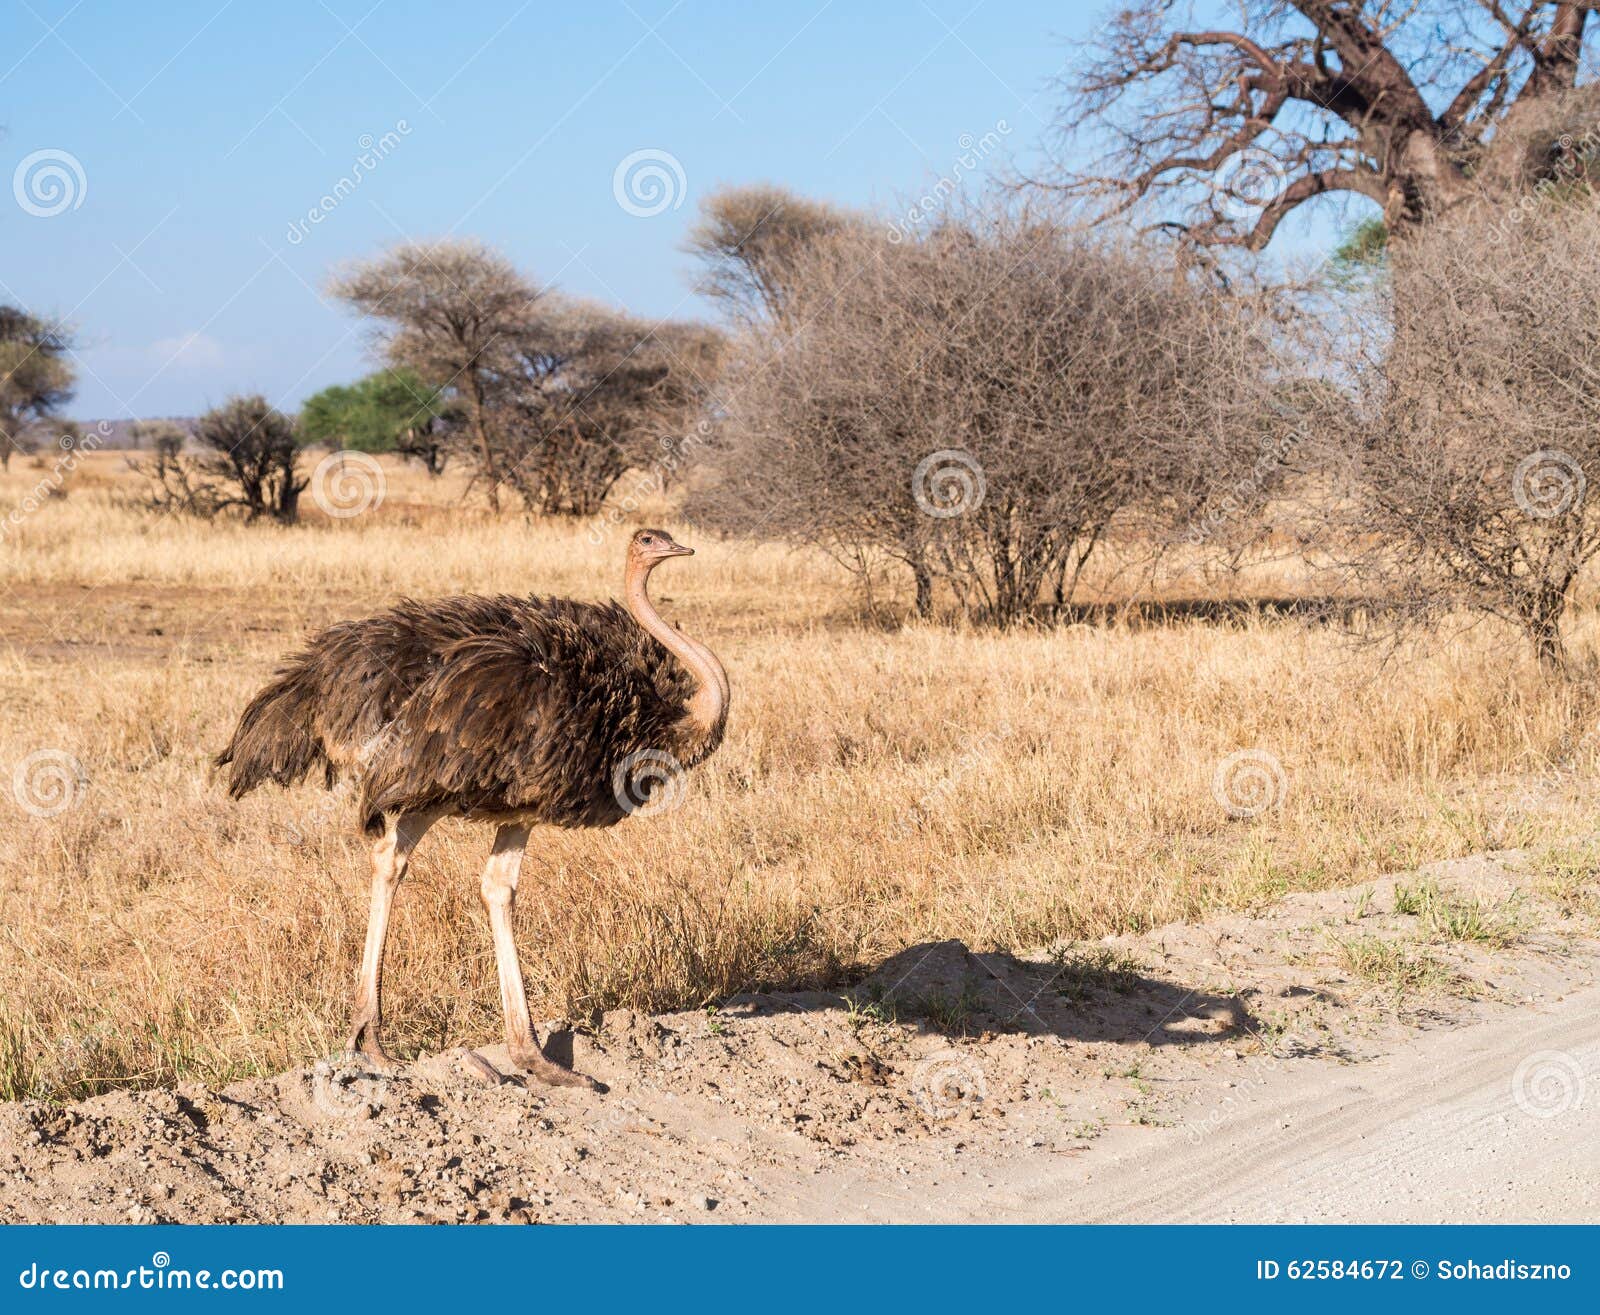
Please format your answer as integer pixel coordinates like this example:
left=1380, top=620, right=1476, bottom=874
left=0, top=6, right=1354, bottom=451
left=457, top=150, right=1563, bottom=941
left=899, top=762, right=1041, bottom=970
left=356, top=614, right=684, bottom=831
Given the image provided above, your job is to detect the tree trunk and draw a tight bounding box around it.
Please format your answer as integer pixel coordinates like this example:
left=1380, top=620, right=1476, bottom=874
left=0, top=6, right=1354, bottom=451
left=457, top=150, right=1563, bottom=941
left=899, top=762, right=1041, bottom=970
left=911, top=557, right=933, bottom=619
left=1386, top=130, right=1475, bottom=236
left=463, top=377, right=500, bottom=511
left=1525, top=585, right=1571, bottom=673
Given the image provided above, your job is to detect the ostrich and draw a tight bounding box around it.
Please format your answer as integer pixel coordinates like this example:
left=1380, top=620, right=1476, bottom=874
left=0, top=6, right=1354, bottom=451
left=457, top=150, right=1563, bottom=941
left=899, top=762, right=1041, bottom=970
left=216, top=528, right=728, bottom=1089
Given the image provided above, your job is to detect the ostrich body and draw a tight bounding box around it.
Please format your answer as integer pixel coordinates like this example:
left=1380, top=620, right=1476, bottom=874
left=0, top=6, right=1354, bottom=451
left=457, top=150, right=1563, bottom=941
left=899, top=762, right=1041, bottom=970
left=217, top=529, right=727, bottom=1088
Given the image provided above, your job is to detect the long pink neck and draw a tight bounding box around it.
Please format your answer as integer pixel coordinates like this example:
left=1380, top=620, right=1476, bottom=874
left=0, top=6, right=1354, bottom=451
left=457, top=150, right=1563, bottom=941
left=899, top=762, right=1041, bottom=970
left=625, top=561, right=728, bottom=752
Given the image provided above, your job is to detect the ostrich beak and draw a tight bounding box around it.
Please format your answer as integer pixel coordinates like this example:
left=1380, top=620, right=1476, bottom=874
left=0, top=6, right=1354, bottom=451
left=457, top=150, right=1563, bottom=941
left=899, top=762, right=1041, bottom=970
left=662, top=541, right=694, bottom=557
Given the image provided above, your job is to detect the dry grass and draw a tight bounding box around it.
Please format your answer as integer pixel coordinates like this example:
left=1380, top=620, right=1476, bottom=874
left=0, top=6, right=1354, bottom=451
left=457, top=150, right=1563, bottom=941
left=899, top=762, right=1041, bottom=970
left=3, top=452, right=1598, bottom=1101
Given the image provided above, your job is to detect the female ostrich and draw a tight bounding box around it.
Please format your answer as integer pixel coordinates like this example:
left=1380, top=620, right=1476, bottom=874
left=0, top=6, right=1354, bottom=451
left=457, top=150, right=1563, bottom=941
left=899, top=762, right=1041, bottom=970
left=217, top=529, right=728, bottom=1089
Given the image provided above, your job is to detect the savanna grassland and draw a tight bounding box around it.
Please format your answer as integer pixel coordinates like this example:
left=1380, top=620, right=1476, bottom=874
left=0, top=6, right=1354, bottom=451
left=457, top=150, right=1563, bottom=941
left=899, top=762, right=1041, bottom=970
left=2, top=449, right=1598, bottom=1103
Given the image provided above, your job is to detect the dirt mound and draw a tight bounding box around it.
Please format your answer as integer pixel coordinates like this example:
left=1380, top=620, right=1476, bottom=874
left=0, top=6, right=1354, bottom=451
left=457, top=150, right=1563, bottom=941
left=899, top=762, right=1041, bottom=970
left=2, top=851, right=1594, bottom=1223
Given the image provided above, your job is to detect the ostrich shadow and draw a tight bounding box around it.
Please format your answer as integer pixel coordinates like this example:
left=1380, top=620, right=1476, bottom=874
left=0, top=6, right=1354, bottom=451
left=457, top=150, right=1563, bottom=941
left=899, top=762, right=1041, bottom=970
left=724, top=939, right=1294, bottom=1053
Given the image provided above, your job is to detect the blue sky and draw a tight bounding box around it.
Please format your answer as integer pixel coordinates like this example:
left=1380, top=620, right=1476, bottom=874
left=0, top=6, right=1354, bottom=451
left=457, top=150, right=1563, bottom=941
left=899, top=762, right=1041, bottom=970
left=1, top=1, right=1349, bottom=419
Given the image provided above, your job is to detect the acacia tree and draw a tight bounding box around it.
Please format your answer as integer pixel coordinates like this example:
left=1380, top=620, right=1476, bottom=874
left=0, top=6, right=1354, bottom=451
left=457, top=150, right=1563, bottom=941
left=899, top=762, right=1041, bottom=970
left=328, top=240, right=544, bottom=507
left=0, top=306, right=76, bottom=469
left=1030, top=1, right=1597, bottom=251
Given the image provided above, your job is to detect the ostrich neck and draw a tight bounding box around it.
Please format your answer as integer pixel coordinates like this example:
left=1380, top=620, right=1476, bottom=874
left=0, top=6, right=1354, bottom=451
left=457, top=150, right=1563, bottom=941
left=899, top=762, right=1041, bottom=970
left=625, top=564, right=728, bottom=749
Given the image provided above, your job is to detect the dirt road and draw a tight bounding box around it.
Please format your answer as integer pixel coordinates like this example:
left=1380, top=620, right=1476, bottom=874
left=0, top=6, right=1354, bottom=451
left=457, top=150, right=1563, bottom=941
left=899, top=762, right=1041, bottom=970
left=806, top=980, right=1600, bottom=1224
left=2, top=851, right=1595, bottom=1224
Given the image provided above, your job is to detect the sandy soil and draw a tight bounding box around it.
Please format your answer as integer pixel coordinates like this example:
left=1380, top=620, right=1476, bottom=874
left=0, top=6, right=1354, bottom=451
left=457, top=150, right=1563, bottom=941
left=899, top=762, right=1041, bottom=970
left=2, top=850, right=1595, bottom=1224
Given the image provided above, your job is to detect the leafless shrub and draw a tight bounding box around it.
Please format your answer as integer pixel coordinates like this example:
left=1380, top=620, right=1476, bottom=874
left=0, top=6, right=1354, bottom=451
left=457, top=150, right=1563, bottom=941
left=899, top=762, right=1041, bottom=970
left=691, top=204, right=1279, bottom=624
left=1328, top=190, right=1600, bottom=670
left=131, top=396, right=305, bottom=524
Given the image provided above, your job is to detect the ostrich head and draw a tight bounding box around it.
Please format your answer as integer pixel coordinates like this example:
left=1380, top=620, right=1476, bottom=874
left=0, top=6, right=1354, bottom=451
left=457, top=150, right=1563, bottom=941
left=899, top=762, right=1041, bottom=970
left=628, top=528, right=694, bottom=571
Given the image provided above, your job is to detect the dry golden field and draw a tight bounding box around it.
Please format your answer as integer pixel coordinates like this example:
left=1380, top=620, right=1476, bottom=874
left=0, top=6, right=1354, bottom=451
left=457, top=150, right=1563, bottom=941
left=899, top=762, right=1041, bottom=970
left=2, top=449, right=1598, bottom=1102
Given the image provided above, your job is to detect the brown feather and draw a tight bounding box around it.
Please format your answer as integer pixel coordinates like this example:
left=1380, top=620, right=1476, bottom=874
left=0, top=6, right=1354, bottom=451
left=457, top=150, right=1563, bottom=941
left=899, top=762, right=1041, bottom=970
left=216, top=591, right=713, bottom=832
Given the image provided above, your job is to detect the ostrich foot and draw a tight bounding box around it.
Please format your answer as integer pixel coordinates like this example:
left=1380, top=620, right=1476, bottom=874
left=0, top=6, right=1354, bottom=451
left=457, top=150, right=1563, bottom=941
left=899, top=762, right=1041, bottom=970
left=509, top=1044, right=604, bottom=1092
left=345, top=1018, right=399, bottom=1072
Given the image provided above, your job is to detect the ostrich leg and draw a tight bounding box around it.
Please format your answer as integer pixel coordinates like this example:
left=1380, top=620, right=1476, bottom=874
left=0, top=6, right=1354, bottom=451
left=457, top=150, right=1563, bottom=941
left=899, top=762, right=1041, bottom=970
left=346, top=809, right=439, bottom=1067
left=480, top=824, right=595, bottom=1089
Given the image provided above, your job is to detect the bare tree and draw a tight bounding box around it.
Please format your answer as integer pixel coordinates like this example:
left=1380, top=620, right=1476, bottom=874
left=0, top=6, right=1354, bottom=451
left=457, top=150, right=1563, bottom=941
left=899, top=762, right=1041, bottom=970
left=683, top=183, right=859, bottom=324
left=493, top=301, right=723, bottom=516
left=328, top=240, right=545, bottom=509
left=1328, top=190, right=1600, bottom=669
left=0, top=307, right=75, bottom=470
left=1029, top=2, right=1598, bottom=251
left=133, top=396, right=305, bottom=523
left=692, top=206, right=1277, bottom=624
